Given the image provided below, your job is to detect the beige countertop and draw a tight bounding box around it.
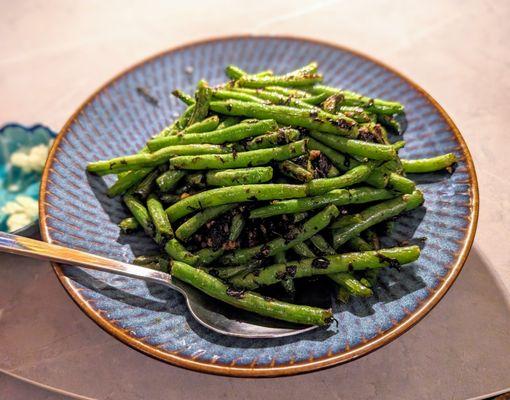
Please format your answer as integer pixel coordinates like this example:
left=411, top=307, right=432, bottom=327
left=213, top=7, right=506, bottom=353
left=1, top=0, right=509, bottom=399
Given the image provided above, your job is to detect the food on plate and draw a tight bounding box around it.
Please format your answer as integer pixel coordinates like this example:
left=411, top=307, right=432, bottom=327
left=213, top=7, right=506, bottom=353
left=87, top=62, right=456, bottom=326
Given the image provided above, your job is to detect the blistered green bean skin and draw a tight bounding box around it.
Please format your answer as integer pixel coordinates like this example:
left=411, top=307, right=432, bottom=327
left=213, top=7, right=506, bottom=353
left=240, top=128, right=301, bottom=151
left=220, top=204, right=340, bottom=266
left=118, top=217, right=139, bottom=233
left=331, top=190, right=424, bottom=248
left=249, top=187, right=395, bottom=219
left=171, top=89, right=195, bottom=106
left=309, top=130, right=396, bottom=161
left=328, top=273, right=373, bottom=297
left=165, top=239, right=199, bottom=266
left=229, top=87, right=317, bottom=110
left=306, top=164, right=374, bottom=195
left=124, top=194, right=153, bottom=236
left=229, top=246, right=420, bottom=289
left=147, top=119, right=277, bottom=151
left=170, top=140, right=307, bottom=170
left=236, top=73, right=322, bottom=88
left=182, top=116, right=220, bottom=133
left=311, top=85, right=405, bottom=115
left=187, top=80, right=212, bottom=126
left=210, top=100, right=358, bottom=137
left=134, top=169, right=159, bottom=199
left=166, top=183, right=308, bottom=222
left=87, top=144, right=231, bottom=175
left=175, top=204, right=236, bottom=241
left=293, top=242, right=316, bottom=258
left=171, top=261, right=332, bottom=326
left=206, top=167, right=273, bottom=186
left=107, top=168, right=153, bottom=197
left=147, top=194, right=174, bottom=242
left=401, top=153, right=457, bottom=173
left=156, top=170, right=187, bottom=192
left=279, top=160, right=314, bottom=182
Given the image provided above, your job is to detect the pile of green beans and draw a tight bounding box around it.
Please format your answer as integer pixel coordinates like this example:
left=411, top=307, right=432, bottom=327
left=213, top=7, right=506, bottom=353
left=86, top=62, right=457, bottom=327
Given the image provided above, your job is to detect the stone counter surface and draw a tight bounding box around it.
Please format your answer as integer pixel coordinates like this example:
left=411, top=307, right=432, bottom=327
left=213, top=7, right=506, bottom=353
left=1, top=0, right=509, bottom=399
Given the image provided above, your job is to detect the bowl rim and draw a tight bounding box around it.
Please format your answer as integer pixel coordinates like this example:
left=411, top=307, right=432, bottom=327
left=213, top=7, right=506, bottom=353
left=39, top=34, right=479, bottom=377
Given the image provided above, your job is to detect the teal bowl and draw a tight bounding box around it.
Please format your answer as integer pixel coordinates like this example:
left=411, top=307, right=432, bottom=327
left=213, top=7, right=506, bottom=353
left=39, top=36, right=478, bottom=376
left=0, top=124, right=55, bottom=236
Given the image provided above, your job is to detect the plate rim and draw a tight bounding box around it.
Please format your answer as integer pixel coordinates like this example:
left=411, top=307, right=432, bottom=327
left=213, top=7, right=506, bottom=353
left=39, top=34, right=479, bottom=377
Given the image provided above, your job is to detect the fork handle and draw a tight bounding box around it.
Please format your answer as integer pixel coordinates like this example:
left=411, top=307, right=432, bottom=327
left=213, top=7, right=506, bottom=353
left=0, top=231, right=173, bottom=286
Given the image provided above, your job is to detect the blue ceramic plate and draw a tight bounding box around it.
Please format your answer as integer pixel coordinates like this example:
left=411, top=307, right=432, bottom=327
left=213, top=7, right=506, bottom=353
left=0, top=124, right=55, bottom=236
left=39, top=36, right=478, bottom=376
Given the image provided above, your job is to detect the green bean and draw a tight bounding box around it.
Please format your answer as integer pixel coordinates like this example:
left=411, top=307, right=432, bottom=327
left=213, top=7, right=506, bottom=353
left=288, top=62, right=319, bottom=75
left=229, top=246, right=420, bottom=289
left=147, top=194, right=174, bottom=243
left=212, top=88, right=267, bottom=104
left=87, top=144, right=230, bottom=175
left=249, top=186, right=395, bottom=219
left=107, top=168, right=153, bottom=197
left=331, top=190, right=424, bottom=248
left=348, top=236, right=373, bottom=252
left=307, top=163, right=374, bottom=195
left=170, top=140, right=307, bottom=170
left=293, top=242, right=316, bottom=258
left=310, top=234, right=335, bottom=255
left=175, top=104, right=195, bottom=130
left=118, top=217, right=139, bottom=233
left=327, top=164, right=341, bottom=178
left=147, top=119, right=277, bottom=151
left=171, top=89, right=194, bottom=106
left=124, top=194, right=153, bottom=236
left=309, top=131, right=396, bottom=161
left=187, top=80, right=212, bottom=126
left=238, top=128, right=301, bottom=151
left=206, top=167, right=273, bottom=186
left=338, top=106, right=375, bottom=123
left=401, top=153, right=457, bottom=173
left=348, top=237, right=379, bottom=287
left=364, top=229, right=381, bottom=250
left=279, top=160, right=314, bottom=182
left=236, top=73, right=322, bottom=88
left=265, top=86, right=311, bottom=98
left=328, top=273, right=373, bottom=297
left=229, top=87, right=316, bottom=110
left=216, top=117, right=240, bottom=130
left=132, top=255, right=164, bottom=265
left=133, top=168, right=160, bottom=199
left=377, top=114, right=403, bottom=134
left=292, top=212, right=309, bottom=223
left=311, top=85, right=405, bottom=115
left=183, top=116, right=220, bottom=133
left=156, top=169, right=187, bottom=192
left=307, top=138, right=356, bottom=172
left=210, top=100, right=358, bottom=137
left=170, top=261, right=332, bottom=326
left=220, top=204, right=339, bottom=266
left=388, top=173, right=416, bottom=194
left=165, top=239, right=199, bottom=266
left=302, top=92, right=330, bottom=105
left=166, top=183, right=307, bottom=222
left=225, top=65, right=247, bottom=79
left=175, top=204, right=236, bottom=241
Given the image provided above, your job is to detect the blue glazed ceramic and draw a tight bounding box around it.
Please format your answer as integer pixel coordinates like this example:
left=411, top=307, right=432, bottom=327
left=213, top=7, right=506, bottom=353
left=0, top=124, right=56, bottom=236
left=39, top=36, right=478, bottom=376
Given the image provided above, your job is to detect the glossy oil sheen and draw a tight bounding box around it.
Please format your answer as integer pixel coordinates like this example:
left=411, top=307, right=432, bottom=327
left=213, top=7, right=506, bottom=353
left=39, top=36, right=478, bottom=376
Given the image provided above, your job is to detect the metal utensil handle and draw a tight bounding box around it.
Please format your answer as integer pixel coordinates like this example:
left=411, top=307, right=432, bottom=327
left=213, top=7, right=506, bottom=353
left=0, top=231, right=173, bottom=286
